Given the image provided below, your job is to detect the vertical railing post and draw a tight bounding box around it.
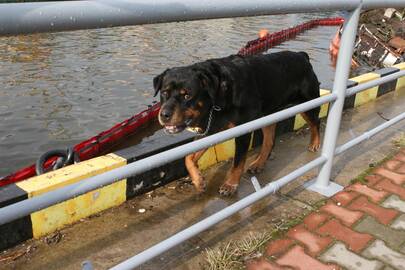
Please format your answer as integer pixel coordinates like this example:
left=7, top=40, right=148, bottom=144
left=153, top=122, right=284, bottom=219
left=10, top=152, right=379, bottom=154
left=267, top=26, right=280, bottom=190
left=305, top=4, right=362, bottom=196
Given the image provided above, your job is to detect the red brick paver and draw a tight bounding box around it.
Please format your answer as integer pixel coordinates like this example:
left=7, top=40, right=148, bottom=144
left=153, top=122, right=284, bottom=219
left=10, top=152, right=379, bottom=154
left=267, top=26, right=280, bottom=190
left=374, top=168, right=405, bottom=185
left=347, top=196, right=399, bottom=225
left=287, top=224, right=333, bottom=256
left=394, top=152, right=405, bottom=162
left=246, top=257, right=288, bottom=270
left=303, top=212, right=330, bottom=230
left=346, top=183, right=388, bottom=203
left=375, top=178, right=405, bottom=200
left=276, top=246, right=339, bottom=270
left=320, top=202, right=363, bottom=226
left=332, top=191, right=358, bottom=206
left=317, top=219, right=373, bottom=252
left=266, top=238, right=294, bottom=257
left=398, top=163, right=405, bottom=174
left=363, top=174, right=383, bottom=186
left=383, top=159, right=402, bottom=170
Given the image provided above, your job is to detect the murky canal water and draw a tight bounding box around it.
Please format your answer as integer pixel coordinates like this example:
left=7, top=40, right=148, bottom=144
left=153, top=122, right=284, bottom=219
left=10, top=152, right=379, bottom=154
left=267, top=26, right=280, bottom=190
left=0, top=12, right=340, bottom=176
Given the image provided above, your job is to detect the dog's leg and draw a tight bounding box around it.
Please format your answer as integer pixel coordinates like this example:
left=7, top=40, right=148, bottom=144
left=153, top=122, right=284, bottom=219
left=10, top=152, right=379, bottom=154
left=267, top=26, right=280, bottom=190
left=248, top=124, right=276, bottom=174
left=185, top=148, right=207, bottom=192
left=300, top=110, right=321, bottom=152
left=219, top=133, right=251, bottom=196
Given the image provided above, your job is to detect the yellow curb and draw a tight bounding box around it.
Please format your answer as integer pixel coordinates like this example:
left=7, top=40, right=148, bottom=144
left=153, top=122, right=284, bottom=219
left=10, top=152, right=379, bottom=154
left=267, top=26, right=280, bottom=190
left=16, top=154, right=127, bottom=238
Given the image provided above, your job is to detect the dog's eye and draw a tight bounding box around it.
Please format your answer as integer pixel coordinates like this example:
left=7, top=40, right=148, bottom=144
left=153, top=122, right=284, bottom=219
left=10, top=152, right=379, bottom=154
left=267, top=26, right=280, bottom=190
left=184, top=94, right=191, bottom=100
left=161, top=91, right=169, bottom=98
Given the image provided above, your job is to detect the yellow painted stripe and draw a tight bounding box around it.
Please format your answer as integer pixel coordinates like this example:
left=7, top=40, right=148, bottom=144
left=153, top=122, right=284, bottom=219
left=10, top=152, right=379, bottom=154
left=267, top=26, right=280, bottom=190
left=396, top=77, right=405, bottom=92
left=293, top=113, right=306, bottom=131
left=17, top=153, right=127, bottom=238
left=393, top=62, right=405, bottom=70
left=215, top=139, right=235, bottom=162
left=204, top=131, right=252, bottom=167
left=319, top=89, right=331, bottom=119
left=394, top=62, right=405, bottom=91
left=351, top=73, right=380, bottom=107
left=351, top=72, right=381, bottom=83
left=17, top=154, right=125, bottom=195
left=294, top=89, right=331, bottom=130
left=198, top=147, right=218, bottom=170
left=354, top=87, right=378, bottom=107
left=248, top=132, right=254, bottom=150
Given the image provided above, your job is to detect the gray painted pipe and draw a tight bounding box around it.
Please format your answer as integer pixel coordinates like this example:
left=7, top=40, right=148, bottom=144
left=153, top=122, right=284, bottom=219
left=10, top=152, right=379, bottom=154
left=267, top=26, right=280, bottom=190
left=0, top=0, right=361, bottom=36
left=362, top=0, right=405, bottom=9
left=346, top=70, right=405, bottom=97
left=335, top=112, right=405, bottom=155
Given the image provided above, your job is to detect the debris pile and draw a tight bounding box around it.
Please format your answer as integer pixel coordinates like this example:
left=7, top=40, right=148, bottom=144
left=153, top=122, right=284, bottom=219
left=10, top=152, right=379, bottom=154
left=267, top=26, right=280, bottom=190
left=353, top=8, right=405, bottom=68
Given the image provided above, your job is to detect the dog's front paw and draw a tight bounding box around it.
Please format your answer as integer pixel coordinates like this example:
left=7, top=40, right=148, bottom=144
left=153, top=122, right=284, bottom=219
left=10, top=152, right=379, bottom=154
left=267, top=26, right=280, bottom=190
left=247, top=162, right=265, bottom=174
left=218, top=183, right=238, bottom=196
left=308, top=142, right=320, bottom=152
left=192, top=174, right=207, bottom=193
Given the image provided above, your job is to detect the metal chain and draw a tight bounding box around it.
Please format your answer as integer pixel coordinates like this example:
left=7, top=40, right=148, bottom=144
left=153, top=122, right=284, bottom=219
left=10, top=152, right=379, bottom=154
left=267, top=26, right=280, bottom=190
left=196, top=105, right=221, bottom=137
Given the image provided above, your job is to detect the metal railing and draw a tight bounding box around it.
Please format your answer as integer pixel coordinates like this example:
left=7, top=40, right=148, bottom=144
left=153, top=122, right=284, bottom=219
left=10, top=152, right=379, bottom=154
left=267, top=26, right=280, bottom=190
left=0, top=1, right=404, bottom=269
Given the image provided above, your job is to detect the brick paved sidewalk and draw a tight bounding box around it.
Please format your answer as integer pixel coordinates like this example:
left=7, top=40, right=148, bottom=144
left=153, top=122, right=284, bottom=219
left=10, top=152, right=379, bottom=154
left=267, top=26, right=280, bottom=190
left=246, top=148, right=405, bottom=270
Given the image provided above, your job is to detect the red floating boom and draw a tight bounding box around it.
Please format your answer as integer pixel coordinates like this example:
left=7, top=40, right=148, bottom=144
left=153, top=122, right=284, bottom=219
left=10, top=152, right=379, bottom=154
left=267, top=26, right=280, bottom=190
left=238, top=17, right=344, bottom=56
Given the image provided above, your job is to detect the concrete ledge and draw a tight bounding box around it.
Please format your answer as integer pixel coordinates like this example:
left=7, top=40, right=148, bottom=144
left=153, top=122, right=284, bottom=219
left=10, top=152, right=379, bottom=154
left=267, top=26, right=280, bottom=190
left=0, top=64, right=404, bottom=251
left=0, top=154, right=126, bottom=249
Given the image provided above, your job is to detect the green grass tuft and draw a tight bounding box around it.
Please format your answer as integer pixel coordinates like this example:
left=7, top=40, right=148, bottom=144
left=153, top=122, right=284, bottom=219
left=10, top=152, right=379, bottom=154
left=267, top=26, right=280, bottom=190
left=393, top=132, right=405, bottom=148
left=204, top=231, right=274, bottom=270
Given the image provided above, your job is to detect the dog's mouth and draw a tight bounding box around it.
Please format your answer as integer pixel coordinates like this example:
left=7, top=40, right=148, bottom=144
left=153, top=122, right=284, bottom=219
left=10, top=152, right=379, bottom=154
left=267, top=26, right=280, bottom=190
left=164, top=124, right=186, bottom=134
left=163, top=119, right=193, bottom=134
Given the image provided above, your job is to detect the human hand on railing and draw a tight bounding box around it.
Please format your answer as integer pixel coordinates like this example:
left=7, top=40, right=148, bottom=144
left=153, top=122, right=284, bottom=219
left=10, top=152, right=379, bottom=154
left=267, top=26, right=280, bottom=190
left=329, top=27, right=359, bottom=68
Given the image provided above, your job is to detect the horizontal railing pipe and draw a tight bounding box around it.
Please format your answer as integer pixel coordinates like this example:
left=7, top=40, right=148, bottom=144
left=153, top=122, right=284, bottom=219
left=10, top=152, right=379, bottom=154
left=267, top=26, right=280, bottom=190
left=346, top=70, right=405, bottom=97
left=110, top=155, right=327, bottom=270
left=0, top=0, right=360, bottom=36
left=335, top=112, right=405, bottom=155
left=362, top=0, right=405, bottom=9
left=0, top=93, right=337, bottom=226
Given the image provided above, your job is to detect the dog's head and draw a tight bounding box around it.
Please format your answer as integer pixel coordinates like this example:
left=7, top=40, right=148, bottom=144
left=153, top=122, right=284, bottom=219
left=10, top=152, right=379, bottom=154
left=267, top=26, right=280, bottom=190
left=153, top=64, right=228, bottom=134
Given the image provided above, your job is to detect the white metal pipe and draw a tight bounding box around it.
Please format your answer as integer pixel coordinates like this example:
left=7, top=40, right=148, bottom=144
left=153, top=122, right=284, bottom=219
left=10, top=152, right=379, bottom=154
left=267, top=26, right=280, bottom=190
left=346, top=70, right=405, bottom=97
left=315, top=5, right=361, bottom=189
left=110, top=156, right=327, bottom=270
left=0, top=93, right=336, bottom=226
left=335, top=112, right=405, bottom=155
left=0, top=0, right=360, bottom=36
left=362, top=0, right=405, bottom=9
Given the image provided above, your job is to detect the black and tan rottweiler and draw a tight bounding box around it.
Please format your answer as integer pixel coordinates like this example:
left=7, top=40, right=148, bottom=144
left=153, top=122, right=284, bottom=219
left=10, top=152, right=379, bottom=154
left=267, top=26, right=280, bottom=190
left=153, top=51, right=321, bottom=196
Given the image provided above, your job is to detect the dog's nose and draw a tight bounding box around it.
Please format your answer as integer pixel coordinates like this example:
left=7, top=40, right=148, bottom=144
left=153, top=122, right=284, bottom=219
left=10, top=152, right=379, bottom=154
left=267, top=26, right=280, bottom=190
left=160, top=108, right=172, bottom=121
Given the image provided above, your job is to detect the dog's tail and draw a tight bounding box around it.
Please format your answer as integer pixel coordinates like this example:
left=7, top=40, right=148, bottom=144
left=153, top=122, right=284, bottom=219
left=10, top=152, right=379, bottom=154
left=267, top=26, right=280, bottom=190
left=298, top=51, right=310, bottom=62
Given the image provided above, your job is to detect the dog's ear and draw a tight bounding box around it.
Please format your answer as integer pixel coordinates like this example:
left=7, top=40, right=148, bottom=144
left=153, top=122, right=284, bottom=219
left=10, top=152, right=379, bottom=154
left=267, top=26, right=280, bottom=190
left=199, top=64, right=231, bottom=110
left=153, top=69, right=168, bottom=97
left=197, top=71, right=218, bottom=100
